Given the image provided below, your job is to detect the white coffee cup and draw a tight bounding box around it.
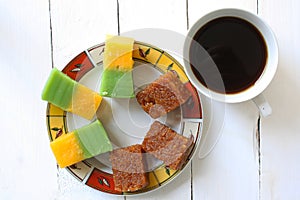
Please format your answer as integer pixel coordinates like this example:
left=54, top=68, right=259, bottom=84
left=183, top=8, right=278, bottom=117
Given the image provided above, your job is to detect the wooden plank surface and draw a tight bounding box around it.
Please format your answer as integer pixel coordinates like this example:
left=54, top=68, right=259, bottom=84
left=50, top=0, right=119, bottom=70
left=188, top=0, right=257, bottom=29
left=0, top=0, right=57, bottom=199
left=193, top=99, right=260, bottom=200
left=259, top=0, right=300, bottom=199
left=118, top=0, right=187, bottom=34
left=1, top=0, right=300, bottom=199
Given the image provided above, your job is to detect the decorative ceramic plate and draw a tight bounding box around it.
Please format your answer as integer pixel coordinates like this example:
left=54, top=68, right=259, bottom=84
left=46, top=41, right=203, bottom=195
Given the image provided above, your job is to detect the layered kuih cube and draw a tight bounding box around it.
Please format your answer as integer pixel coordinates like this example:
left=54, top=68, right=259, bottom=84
left=99, top=35, right=135, bottom=98
left=142, top=121, right=194, bottom=170
left=42, top=68, right=102, bottom=120
left=50, top=120, right=112, bottom=168
left=110, top=144, right=149, bottom=192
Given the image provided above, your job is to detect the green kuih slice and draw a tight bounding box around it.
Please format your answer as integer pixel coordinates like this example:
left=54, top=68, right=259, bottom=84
left=99, top=35, right=135, bottom=98
left=50, top=119, right=112, bottom=168
left=42, top=68, right=76, bottom=110
left=76, top=119, right=113, bottom=158
left=42, top=68, right=102, bottom=120
left=100, top=69, right=134, bottom=98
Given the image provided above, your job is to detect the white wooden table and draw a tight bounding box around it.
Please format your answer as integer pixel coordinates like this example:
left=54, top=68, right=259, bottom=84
left=1, top=0, right=300, bottom=199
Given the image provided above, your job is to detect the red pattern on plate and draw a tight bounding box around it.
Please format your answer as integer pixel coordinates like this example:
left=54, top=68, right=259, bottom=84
left=182, top=82, right=202, bottom=119
left=86, top=168, right=122, bottom=194
left=62, top=51, right=94, bottom=81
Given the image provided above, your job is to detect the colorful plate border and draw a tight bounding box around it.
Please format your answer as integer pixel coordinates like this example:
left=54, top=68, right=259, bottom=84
left=46, top=41, right=203, bottom=195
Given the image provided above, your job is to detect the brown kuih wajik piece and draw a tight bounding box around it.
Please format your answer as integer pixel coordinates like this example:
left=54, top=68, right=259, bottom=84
left=136, top=71, right=192, bottom=119
left=142, top=121, right=194, bottom=170
left=110, top=144, right=149, bottom=192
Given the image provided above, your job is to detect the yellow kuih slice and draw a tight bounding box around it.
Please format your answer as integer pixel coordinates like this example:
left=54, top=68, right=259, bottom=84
left=50, top=120, right=112, bottom=168
left=99, top=35, right=135, bottom=98
left=41, top=68, right=102, bottom=120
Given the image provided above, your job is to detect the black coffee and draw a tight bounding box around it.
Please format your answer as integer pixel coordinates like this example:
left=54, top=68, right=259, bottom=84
left=189, top=16, right=267, bottom=94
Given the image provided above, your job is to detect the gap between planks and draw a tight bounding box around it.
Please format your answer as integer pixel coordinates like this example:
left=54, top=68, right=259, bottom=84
left=48, top=0, right=54, bottom=68
left=117, top=0, right=120, bottom=36
left=256, top=115, right=262, bottom=200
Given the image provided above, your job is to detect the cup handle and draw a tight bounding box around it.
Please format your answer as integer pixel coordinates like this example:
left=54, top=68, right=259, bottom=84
left=252, top=94, right=272, bottom=117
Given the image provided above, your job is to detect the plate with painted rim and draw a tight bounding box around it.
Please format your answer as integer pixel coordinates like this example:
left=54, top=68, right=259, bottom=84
left=46, top=41, right=203, bottom=195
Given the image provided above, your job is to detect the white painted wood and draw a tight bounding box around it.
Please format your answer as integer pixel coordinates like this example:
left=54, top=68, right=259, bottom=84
left=118, top=0, right=187, bottom=34
left=3, top=0, right=300, bottom=199
left=188, top=1, right=260, bottom=199
left=0, top=0, right=57, bottom=199
left=193, top=99, right=260, bottom=200
left=50, top=0, right=118, bottom=70
left=259, top=0, right=300, bottom=199
left=188, top=0, right=257, bottom=29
